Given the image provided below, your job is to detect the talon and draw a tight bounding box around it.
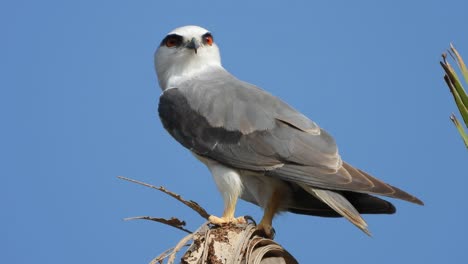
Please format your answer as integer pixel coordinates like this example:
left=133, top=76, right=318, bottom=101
left=256, top=223, right=276, bottom=239
left=236, top=216, right=246, bottom=224
left=243, top=215, right=257, bottom=225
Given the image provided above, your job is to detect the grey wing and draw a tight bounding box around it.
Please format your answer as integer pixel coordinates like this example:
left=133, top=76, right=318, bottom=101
left=158, top=71, right=422, bottom=206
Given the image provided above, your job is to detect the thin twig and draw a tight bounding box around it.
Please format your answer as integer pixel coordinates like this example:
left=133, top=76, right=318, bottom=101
left=118, top=176, right=210, bottom=219
left=124, top=216, right=192, bottom=234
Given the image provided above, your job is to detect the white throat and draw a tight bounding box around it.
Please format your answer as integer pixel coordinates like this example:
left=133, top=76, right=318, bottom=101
left=158, top=56, right=223, bottom=90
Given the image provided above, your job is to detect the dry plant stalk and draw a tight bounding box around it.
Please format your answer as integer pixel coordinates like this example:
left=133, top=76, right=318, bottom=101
left=119, top=176, right=298, bottom=264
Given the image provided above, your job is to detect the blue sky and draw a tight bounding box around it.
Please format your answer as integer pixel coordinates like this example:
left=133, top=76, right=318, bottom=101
left=2, top=0, right=467, bottom=263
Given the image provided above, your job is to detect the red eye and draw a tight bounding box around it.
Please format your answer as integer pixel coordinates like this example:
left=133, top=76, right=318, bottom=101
left=203, top=34, right=213, bottom=46
left=165, top=37, right=178, bottom=47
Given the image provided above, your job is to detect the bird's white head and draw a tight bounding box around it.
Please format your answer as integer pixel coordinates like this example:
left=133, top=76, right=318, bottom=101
left=154, top=25, right=222, bottom=90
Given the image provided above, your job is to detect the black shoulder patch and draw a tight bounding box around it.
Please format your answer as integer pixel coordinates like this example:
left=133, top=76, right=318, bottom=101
left=158, top=88, right=242, bottom=155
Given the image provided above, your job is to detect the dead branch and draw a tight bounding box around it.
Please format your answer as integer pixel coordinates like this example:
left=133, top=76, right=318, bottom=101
left=118, top=176, right=210, bottom=219
left=124, top=216, right=192, bottom=234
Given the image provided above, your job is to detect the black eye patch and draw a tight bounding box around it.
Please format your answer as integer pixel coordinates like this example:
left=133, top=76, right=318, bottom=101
left=160, top=34, right=183, bottom=47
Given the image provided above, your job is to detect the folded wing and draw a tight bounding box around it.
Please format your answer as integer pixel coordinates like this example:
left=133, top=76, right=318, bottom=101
left=158, top=69, right=423, bottom=232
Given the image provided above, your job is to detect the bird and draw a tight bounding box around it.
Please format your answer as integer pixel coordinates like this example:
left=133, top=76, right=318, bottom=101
left=154, top=25, right=423, bottom=237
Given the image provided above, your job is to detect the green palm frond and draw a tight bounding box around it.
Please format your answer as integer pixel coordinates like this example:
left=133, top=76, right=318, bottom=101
left=441, top=44, right=468, bottom=148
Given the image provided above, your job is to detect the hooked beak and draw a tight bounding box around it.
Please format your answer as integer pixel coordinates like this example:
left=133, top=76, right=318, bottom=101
left=185, top=38, right=200, bottom=54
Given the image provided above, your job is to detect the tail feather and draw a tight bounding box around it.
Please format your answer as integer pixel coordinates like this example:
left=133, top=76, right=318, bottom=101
left=299, top=184, right=371, bottom=236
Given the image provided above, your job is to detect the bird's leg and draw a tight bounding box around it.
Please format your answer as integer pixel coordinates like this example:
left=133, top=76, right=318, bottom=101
left=257, top=188, right=283, bottom=238
left=193, top=154, right=246, bottom=226
left=209, top=195, right=246, bottom=225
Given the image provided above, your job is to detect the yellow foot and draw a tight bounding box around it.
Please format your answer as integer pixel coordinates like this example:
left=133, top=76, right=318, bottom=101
left=208, top=215, right=246, bottom=225
left=256, top=222, right=275, bottom=239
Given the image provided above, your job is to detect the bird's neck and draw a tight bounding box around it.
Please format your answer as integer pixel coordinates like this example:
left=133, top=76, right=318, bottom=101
left=157, top=58, right=224, bottom=90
